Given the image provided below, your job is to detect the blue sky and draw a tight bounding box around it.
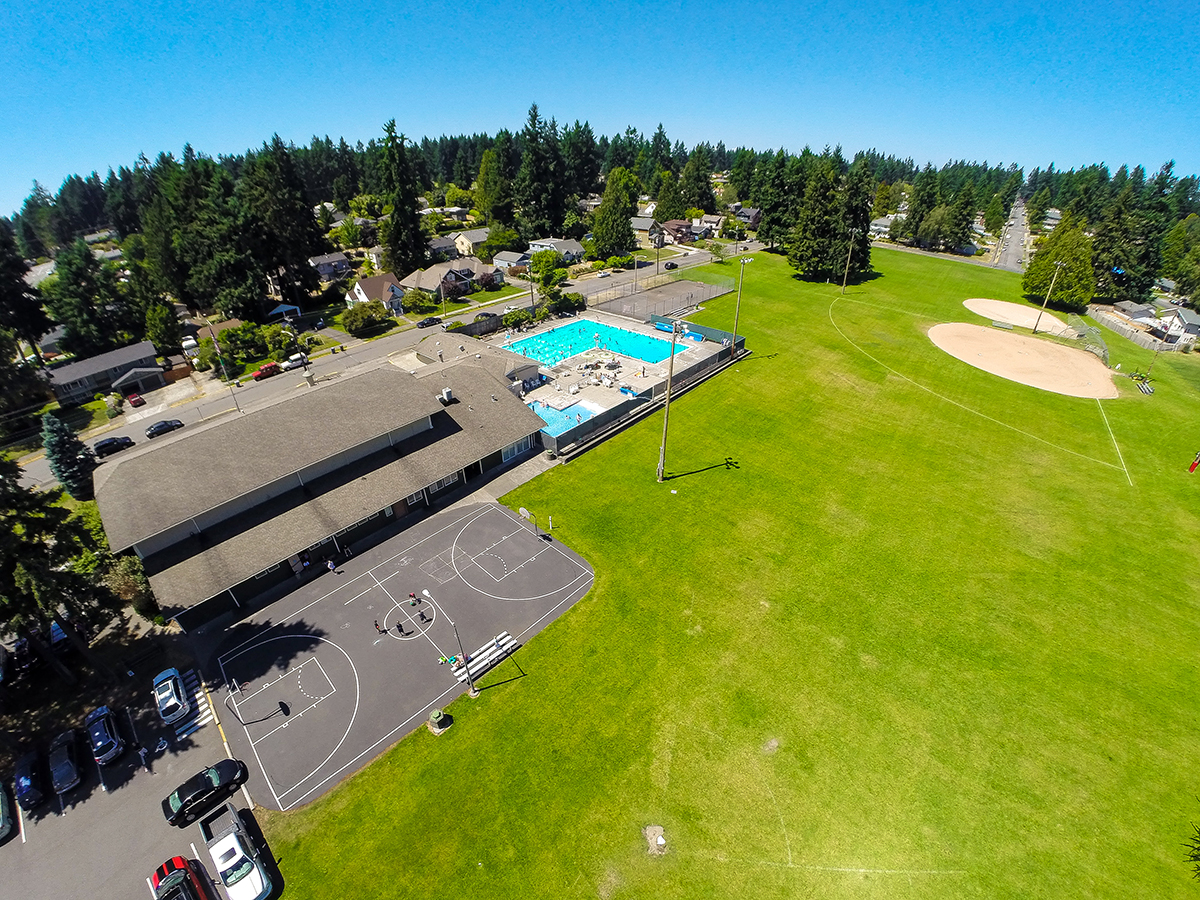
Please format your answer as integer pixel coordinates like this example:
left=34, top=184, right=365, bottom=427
left=3, top=0, right=1198, bottom=217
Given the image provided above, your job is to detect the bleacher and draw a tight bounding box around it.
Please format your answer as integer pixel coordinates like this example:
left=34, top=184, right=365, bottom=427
left=452, top=632, right=520, bottom=684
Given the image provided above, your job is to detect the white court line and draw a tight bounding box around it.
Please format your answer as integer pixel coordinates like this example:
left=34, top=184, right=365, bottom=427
left=1096, top=399, right=1134, bottom=486
left=452, top=506, right=591, bottom=601
left=250, top=693, right=333, bottom=744
left=279, top=682, right=460, bottom=811
left=342, top=585, right=378, bottom=606
left=372, top=572, right=448, bottom=657
left=247, top=658, right=338, bottom=745
left=218, top=505, right=490, bottom=666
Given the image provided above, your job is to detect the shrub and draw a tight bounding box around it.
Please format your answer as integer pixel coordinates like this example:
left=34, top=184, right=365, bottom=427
left=446, top=321, right=465, bottom=331
left=503, top=309, right=533, bottom=329
left=342, top=300, right=390, bottom=334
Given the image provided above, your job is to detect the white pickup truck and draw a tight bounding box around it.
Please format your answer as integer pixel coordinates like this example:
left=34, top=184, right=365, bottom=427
left=199, top=802, right=272, bottom=900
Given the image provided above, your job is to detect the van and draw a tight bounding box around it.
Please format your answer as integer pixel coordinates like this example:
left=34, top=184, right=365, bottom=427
left=281, top=353, right=308, bottom=371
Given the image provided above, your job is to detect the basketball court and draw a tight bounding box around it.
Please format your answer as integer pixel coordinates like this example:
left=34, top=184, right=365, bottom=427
left=209, top=502, right=593, bottom=810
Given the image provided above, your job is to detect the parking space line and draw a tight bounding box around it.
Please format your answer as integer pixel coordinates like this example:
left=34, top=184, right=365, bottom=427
left=17, top=804, right=26, bottom=843
left=145, top=875, right=156, bottom=897
left=96, top=756, right=108, bottom=792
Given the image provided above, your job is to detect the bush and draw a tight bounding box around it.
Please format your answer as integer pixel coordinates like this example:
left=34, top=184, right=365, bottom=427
left=105, top=407, right=119, bottom=419
left=446, top=321, right=465, bottom=331
left=503, top=309, right=533, bottom=329
left=342, top=300, right=391, bottom=334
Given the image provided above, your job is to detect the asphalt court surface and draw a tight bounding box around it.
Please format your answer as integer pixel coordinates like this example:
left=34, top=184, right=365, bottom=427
left=210, top=502, right=594, bottom=811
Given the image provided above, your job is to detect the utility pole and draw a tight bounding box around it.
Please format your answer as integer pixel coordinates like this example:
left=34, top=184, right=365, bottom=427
left=841, top=228, right=860, bottom=294
left=423, top=589, right=477, bottom=697
left=1032, top=260, right=1066, bottom=335
left=731, top=257, right=753, bottom=362
left=656, top=320, right=683, bottom=483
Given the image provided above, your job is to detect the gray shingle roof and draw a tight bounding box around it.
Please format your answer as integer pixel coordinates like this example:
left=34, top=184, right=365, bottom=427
left=139, top=364, right=543, bottom=609
left=47, top=341, right=158, bottom=386
left=94, top=366, right=446, bottom=551
left=309, top=251, right=349, bottom=266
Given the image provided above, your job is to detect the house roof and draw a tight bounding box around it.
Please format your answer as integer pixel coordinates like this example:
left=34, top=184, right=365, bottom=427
left=137, top=364, right=544, bottom=609
left=493, top=250, right=530, bottom=265
left=452, top=228, right=490, bottom=244
left=399, top=258, right=498, bottom=292
left=428, top=236, right=457, bottom=251
left=352, top=273, right=402, bottom=301
left=94, top=366, right=447, bottom=552
left=1174, top=308, right=1200, bottom=327
left=308, top=252, right=349, bottom=266
left=630, top=217, right=659, bottom=231
left=47, top=341, right=158, bottom=386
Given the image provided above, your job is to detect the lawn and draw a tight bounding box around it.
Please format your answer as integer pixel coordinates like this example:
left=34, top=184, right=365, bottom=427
left=260, top=247, right=1200, bottom=899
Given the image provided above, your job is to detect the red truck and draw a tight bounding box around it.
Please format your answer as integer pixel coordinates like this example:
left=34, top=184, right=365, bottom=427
left=251, top=362, right=282, bottom=381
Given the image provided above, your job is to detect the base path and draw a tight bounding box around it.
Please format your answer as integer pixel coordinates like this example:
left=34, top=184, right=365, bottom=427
left=929, top=323, right=1118, bottom=399
left=963, top=298, right=1074, bottom=336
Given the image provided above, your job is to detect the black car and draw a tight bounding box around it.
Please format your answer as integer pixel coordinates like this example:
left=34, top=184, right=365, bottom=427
left=48, top=730, right=81, bottom=794
left=84, top=706, right=125, bottom=765
left=664, top=261, right=678, bottom=270
left=162, top=758, right=249, bottom=826
left=416, top=317, right=442, bottom=328
left=94, top=435, right=135, bottom=458
left=14, top=750, right=47, bottom=811
left=145, top=419, right=184, bottom=439
left=473, top=312, right=497, bottom=322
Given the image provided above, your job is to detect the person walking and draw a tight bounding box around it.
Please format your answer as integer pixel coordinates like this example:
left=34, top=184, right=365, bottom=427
left=374, top=620, right=383, bottom=634
left=327, top=559, right=337, bottom=574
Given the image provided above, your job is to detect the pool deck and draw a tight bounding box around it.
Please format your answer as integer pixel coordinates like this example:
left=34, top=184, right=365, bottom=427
left=500, top=311, right=723, bottom=417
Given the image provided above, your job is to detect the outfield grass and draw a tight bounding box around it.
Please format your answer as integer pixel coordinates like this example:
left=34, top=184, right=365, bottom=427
left=261, top=246, right=1200, bottom=899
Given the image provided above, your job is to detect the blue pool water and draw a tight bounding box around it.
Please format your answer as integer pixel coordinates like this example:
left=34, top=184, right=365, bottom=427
left=527, top=399, right=600, bottom=436
left=508, top=320, right=683, bottom=367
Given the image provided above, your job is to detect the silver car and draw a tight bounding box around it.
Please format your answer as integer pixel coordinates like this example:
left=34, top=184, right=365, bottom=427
left=153, top=669, right=191, bottom=725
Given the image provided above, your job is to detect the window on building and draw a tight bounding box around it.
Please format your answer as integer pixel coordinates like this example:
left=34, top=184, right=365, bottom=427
left=429, top=472, right=460, bottom=493
left=502, top=433, right=535, bottom=462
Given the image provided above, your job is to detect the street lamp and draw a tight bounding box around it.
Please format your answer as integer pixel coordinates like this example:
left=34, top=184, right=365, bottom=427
left=841, top=229, right=860, bottom=294
left=422, top=589, right=477, bottom=697
left=1032, top=260, right=1066, bottom=335
left=730, top=257, right=753, bottom=363
left=656, top=319, right=684, bottom=483
left=633, top=255, right=646, bottom=296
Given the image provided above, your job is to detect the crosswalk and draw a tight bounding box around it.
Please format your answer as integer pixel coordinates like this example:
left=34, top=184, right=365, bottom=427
left=174, top=669, right=215, bottom=739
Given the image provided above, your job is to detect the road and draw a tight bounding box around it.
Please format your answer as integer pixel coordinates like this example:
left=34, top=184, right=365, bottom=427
left=18, top=242, right=743, bottom=491
left=989, top=199, right=1029, bottom=272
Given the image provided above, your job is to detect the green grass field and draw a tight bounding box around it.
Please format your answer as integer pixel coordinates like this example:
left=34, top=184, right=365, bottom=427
left=261, top=247, right=1200, bottom=899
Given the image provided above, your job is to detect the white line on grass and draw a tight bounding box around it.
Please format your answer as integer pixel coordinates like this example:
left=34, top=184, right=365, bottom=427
left=1096, top=399, right=1133, bottom=486
left=684, top=851, right=967, bottom=876
left=764, top=781, right=792, bottom=866
left=828, top=298, right=1125, bottom=473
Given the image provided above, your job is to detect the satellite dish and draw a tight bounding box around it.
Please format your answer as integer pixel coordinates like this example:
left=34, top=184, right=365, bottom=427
left=519, top=507, right=530, bottom=519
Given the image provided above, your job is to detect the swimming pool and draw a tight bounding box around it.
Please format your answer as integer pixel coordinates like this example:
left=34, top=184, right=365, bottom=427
left=508, top=320, right=683, bottom=367
left=527, top=399, right=603, bottom=436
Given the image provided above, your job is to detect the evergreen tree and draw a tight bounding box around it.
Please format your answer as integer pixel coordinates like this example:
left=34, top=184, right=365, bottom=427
left=983, top=195, right=1005, bottom=234
left=380, top=120, right=427, bottom=276
left=1161, top=214, right=1200, bottom=280
left=145, top=302, right=182, bottom=355
left=916, top=205, right=953, bottom=249
left=787, top=159, right=841, bottom=279
left=514, top=105, right=567, bottom=239
left=1091, top=184, right=1159, bottom=302
left=0, top=329, right=50, bottom=441
left=904, top=164, right=940, bottom=240
left=0, top=220, right=52, bottom=363
left=649, top=124, right=673, bottom=175
left=835, top=157, right=874, bottom=280
left=16, top=182, right=56, bottom=258
left=871, top=182, right=892, bottom=219
left=475, top=149, right=512, bottom=225
left=729, top=148, right=756, bottom=203
left=654, top=171, right=687, bottom=223
left=591, top=167, right=639, bottom=260
left=947, top=181, right=976, bottom=249
left=679, top=146, right=716, bottom=213
left=754, top=150, right=791, bottom=247
left=561, top=121, right=600, bottom=198
left=41, top=239, right=126, bottom=357
left=104, top=166, right=142, bottom=240
left=1026, top=186, right=1052, bottom=228
left=42, top=413, right=97, bottom=500
left=1022, top=214, right=1095, bottom=310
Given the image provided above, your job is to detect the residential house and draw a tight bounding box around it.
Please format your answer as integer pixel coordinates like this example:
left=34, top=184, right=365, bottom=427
left=38, top=324, right=67, bottom=358
left=689, top=223, right=712, bottom=242
left=450, top=227, right=491, bottom=258
left=697, top=214, right=725, bottom=233
left=661, top=220, right=694, bottom=245
left=1113, top=300, right=1157, bottom=325
left=528, top=238, right=585, bottom=264
left=735, top=207, right=762, bottom=229
left=399, top=258, right=504, bottom=297
left=428, top=236, right=459, bottom=261
left=1157, top=308, right=1200, bottom=346
left=366, top=245, right=385, bottom=271
left=630, top=217, right=663, bottom=249
left=871, top=215, right=897, bottom=236
left=346, top=273, right=405, bottom=316
left=47, top=340, right=165, bottom=406
left=493, top=250, right=532, bottom=273
left=93, top=362, right=544, bottom=629
left=313, top=202, right=347, bottom=225
left=309, top=251, right=352, bottom=282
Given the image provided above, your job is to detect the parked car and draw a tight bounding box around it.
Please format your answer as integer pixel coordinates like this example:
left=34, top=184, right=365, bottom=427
left=14, top=750, right=47, bottom=811
left=201, top=803, right=272, bottom=900
left=664, top=261, right=678, bottom=270
left=48, top=730, right=81, bottom=794
left=503, top=305, right=520, bottom=313
left=153, top=668, right=191, bottom=725
left=126, top=392, right=146, bottom=407
left=0, top=779, right=13, bottom=841
left=152, top=856, right=213, bottom=900
left=94, top=435, right=135, bottom=458
left=84, top=706, right=125, bottom=766
left=597, top=271, right=611, bottom=278
left=416, top=317, right=442, bottom=329
left=146, top=419, right=184, bottom=439
left=162, top=758, right=250, bottom=826
left=474, top=312, right=497, bottom=322
left=280, top=353, right=308, bottom=371
left=251, top=362, right=282, bottom=381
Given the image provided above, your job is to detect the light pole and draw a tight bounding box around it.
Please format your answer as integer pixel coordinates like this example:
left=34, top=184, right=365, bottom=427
left=841, top=228, right=860, bottom=294
left=656, top=320, right=683, bottom=483
left=422, top=589, right=477, bottom=696
left=731, top=257, right=753, bottom=363
left=633, top=254, right=645, bottom=296
left=1032, top=260, right=1066, bottom=335
left=205, top=317, right=242, bottom=414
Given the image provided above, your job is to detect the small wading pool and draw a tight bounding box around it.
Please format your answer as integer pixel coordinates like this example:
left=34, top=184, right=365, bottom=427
left=527, top=399, right=604, bottom=436
left=508, top=320, right=684, bottom=367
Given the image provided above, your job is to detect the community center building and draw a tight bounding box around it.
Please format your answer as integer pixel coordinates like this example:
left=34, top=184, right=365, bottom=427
left=93, top=361, right=544, bottom=629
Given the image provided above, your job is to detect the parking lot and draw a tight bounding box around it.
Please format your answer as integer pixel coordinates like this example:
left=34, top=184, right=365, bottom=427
left=4, top=667, right=232, bottom=899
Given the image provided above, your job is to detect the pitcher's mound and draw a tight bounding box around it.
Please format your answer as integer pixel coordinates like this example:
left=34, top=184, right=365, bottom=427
left=964, top=298, right=1074, bottom=336
left=930, top=323, right=1118, bottom=399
